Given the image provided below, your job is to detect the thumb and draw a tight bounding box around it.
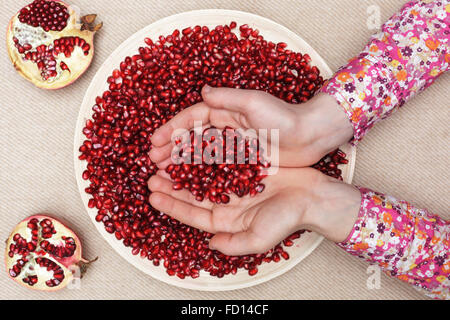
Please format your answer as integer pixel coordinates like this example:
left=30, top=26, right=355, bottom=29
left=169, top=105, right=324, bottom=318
left=202, top=85, right=260, bottom=114
left=209, top=231, right=267, bottom=256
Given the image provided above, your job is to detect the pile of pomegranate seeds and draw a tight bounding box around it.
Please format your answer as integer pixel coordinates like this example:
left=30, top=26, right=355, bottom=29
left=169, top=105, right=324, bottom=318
left=313, top=149, right=348, bottom=180
left=18, top=0, right=70, bottom=32
left=167, top=127, right=269, bottom=204
left=79, top=22, right=346, bottom=278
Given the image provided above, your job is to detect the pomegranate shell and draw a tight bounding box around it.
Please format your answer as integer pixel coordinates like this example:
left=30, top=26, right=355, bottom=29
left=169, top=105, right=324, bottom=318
left=5, top=214, right=93, bottom=291
left=6, top=0, right=100, bottom=90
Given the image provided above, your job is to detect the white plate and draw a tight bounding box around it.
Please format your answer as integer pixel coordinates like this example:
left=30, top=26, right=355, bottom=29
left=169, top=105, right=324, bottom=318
left=74, top=9, right=356, bottom=291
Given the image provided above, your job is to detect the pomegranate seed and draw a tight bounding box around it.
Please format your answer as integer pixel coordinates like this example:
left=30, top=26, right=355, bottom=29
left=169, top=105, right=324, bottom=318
left=248, top=267, right=258, bottom=276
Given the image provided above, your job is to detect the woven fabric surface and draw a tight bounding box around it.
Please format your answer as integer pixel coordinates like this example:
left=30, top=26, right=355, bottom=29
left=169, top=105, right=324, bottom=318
left=0, top=0, right=448, bottom=300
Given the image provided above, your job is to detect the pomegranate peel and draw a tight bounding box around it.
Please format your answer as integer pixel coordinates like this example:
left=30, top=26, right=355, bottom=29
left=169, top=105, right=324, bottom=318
left=5, top=214, right=96, bottom=291
left=6, top=0, right=102, bottom=90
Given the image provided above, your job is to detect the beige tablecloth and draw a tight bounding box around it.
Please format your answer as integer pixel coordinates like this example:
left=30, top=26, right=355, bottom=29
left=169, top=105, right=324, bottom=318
left=1, top=0, right=448, bottom=300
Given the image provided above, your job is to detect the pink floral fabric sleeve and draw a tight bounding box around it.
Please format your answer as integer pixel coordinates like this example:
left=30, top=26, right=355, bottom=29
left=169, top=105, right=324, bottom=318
left=338, top=188, right=449, bottom=299
left=321, top=0, right=449, bottom=142
left=321, top=0, right=450, bottom=299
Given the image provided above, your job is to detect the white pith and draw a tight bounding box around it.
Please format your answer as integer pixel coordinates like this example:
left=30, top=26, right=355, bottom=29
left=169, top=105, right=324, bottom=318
left=5, top=217, right=78, bottom=291
left=12, top=21, right=50, bottom=48
left=6, top=1, right=95, bottom=89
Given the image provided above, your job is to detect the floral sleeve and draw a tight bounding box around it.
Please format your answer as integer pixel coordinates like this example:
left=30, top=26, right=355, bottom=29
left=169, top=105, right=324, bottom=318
left=338, top=188, right=449, bottom=299
left=321, top=0, right=449, bottom=143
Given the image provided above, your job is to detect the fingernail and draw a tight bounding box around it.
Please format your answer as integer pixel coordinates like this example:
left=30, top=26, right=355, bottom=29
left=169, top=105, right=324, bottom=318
left=203, top=84, right=211, bottom=94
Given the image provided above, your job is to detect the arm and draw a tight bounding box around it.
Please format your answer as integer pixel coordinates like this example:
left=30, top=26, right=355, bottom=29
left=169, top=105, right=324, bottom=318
left=319, top=1, right=450, bottom=298
left=148, top=0, right=449, bottom=299
left=148, top=165, right=449, bottom=299
left=334, top=188, right=449, bottom=299
left=321, top=0, right=449, bottom=142
left=150, top=0, right=449, bottom=166
left=294, top=176, right=449, bottom=299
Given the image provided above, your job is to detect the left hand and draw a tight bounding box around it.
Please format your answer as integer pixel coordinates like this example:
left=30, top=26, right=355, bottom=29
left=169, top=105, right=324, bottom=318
left=148, top=167, right=361, bottom=255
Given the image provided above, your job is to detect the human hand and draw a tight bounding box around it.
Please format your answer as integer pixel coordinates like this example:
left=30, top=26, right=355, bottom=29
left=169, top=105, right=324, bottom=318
left=149, top=86, right=353, bottom=168
left=148, top=167, right=361, bottom=255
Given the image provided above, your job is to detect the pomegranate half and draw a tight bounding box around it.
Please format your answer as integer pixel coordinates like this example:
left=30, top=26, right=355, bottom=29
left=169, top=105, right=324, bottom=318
left=6, top=0, right=102, bottom=89
left=5, top=214, right=95, bottom=291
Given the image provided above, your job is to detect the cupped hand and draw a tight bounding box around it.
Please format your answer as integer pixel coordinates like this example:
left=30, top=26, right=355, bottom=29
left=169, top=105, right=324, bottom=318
left=148, top=167, right=361, bottom=255
left=149, top=86, right=353, bottom=168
